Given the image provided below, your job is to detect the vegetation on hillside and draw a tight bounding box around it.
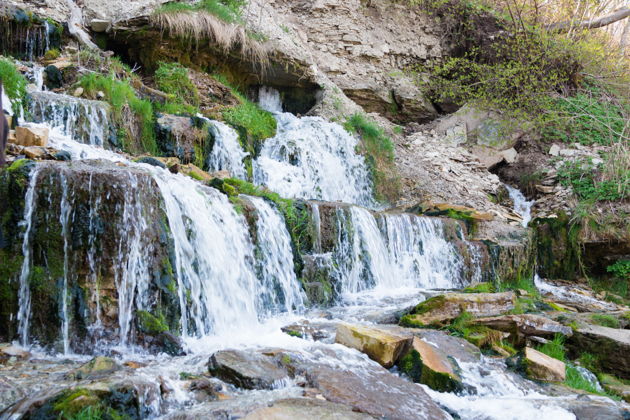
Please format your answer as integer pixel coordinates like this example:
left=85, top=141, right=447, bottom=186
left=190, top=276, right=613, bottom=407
left=0, top=57, right=28, bottom=112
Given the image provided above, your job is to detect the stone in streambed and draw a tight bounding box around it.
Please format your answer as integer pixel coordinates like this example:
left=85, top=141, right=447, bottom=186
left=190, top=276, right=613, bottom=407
left=473, top=314, right=572, bottom=346
left=66, top=356, right=121, bottom=380
left=207, top=350, right=290, bottom=390
left=522, top=347, right=565, bottom=382
left=243, top=397, right=375, bottom=419
left=14, top=126, right=49, bottom=147
left=400, top=292, right=516, bottom=327
left=398, top=337, right=463, bottom=392
left=335, top=323, right=411, bottom=368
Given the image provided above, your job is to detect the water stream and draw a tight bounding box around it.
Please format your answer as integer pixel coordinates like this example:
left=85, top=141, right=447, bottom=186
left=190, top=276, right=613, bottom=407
left=505, top=184, right=535, bottom=227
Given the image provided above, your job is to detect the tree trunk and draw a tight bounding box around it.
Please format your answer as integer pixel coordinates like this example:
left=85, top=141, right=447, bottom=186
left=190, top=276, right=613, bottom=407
left=546, top=7, right=630, bottom=33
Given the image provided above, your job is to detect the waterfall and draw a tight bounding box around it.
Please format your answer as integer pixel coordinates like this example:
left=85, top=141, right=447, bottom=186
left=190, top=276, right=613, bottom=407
left=206, top=119, right=248, bottom=179
left=59, top=171, right=72, bottom=354
left=248, top=196, right=305, bottom=315
left=149, top=168, right=260, bottom=338
left=505, top=185, right=535, bottom=227
left=29, top=91, right=111, bottom=147
left=254, top=88, right=374, bottom=207
left=16, top=165, right=41, bottom=347
left=314, top=204, right=478, bottom=296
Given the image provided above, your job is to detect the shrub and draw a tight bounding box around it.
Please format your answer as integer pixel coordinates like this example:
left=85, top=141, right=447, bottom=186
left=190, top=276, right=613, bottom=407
left=590, top=314, right=619, bottom=329
left=607, top=260, right=630, bottom=280
left=344, top=113, right=399, bottom=203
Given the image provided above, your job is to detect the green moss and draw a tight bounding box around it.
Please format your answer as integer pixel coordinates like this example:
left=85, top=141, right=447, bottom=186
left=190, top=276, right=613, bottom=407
left=463, top=282, right=495, bottom=293
left=53, top=389, right=102, bottom=418
left=44, top=48, right=61, bottom=60
left=136, top=310, right=168, bottom=335
left=7, top=158, right=31, bottom=173
left=222, top=94, right=277, bottom=145
left=343, top=113, right=399, bottom=203
left=590, top=314, right=620, bottom=329
left=410, top=295, right=447, bottom=315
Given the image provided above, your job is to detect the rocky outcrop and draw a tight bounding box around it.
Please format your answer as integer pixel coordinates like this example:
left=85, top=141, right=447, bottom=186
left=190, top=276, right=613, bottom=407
left=207, top=350, right=290, bottom=390
left=522, top=347, right=566, bottom=382
left=400, top=292, right=516, bottom=327
left=566, top=325, right=630, bottom=379
left=65, top=356, right=121, bottom=380
left=335, top=323, right=411, bottom=368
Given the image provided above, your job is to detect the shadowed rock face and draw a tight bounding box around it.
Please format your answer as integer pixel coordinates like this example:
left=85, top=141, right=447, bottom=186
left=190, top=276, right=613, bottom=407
left=567, top=325, right=630, bottom=380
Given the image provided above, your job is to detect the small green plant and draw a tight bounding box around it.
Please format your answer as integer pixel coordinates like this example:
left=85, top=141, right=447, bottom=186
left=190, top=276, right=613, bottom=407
left=155, top=0, right=246, bottom=24
left=43, top=48, right=60, bottom=60
left=463, top=282, right=495, bottom=293
left=280, top=24, right=290, bottom=33
left=537, top=334, right=566, bottom=361
left=78, top=73, right=158, bottom=155
left=154, top=62, right=200, bottom=109
left=0, top=58, right=28, bottom=112
left=557, top=158, right=627, bottom=202
left=590, top=314, right=620, bottom=329
left=607, top=260, right=630, bottom=280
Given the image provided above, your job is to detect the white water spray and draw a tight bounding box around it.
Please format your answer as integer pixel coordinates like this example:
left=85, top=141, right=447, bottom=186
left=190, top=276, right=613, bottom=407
left=505, top=185, right=535, bottom=227
left=206, top=119, right=248, bottom=179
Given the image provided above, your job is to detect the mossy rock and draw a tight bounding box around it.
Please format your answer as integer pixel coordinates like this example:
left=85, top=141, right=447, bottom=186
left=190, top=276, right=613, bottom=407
left=136, top=310, right=169, bottom=335
left=398, top=337, right=463, bottom=392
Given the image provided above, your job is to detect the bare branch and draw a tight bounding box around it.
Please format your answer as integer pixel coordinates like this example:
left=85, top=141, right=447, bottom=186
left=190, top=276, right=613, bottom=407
left=546, top=6, right=630, bottom=33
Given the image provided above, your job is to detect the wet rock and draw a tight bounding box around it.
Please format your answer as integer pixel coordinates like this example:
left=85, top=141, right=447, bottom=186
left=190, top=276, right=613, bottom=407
left=136, top=156, right=167, bottom=169
left=66, top=356, right=121, bottom=380
left=412, top=202, right=495, bottom=222
left=523, top=347, right=565, bottom=382
left=169, top=163, right=211, bottom=182
left=73, top=87, right=84, bottom=97
left=335, top=323, right=411, bottom=368
left=562, top=397, right=630, bottom=420
left=0, top=345, right=30, bottom=363
left=208, top=350, right=290, bottom=390
left=22, top=146, right=48, bottom=159
left=400, top=292, right=516, bottom=327
left=54, top=150, right=72, bottom=161
left=473, top=314, right=573, bottom=345
left=152, top=332, right=185, bottom=356
left=567, top=325, right=630, bottom=379
left=398, top=337, right=462, bottom=392
left=281, top=321, right=332, bottom=341
left=305, top=363, right=449, bottom=419
left=44, top=65, right=63, bottom=89
left=243, top=397, right=375, bottom=419
left=14, top=125, right=49, bottom=147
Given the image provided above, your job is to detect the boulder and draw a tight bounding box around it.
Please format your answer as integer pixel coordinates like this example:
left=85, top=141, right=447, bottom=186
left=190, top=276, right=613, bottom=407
left=207, top=350, right=289, bottom=390
left=523, top=347, right=565, bottom=382
left=169, top=163, right=211, bottom=182
left=599, top=374, right=630, bottom=403
left=22, top=146, right=48, bottom=160
left=549, top=144, right=561, bottom=156
left=14, top=126, right=49, bottom=147
left=412, top=202, right=495, bottom=221
left=305, top=364, right=449, bottom=419
left=0, top=344, right=30, bottom=363
left=243, top=398, right=374, bottom=420
left=567, top=325, right=630, bottom=379
left=398, top=337, right=462, bottom=392
left=65, top=356, right=121, bottom=380
left=500, top=147, right=518, bottom=164
left=281, top=321, right=333, bottom=341
left=400, top=292, right=516, bottom=327
left=473, top=314, right=572, bottom=345
left=335, top=324, right=411, bottom=368
left=90, top=19, right=111, bottom=32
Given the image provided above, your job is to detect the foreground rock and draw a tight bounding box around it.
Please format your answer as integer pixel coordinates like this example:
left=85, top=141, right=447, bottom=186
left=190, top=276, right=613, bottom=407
left=473, top=314, right=572, bottom=346
left=400, top=292, right=516, bottom=327
left=567, top=325, right=630, bottom=379
left=523, top=347, right=566, bottom=382
left=13, top=125, right=49, bottom=147
left=398, top=337, right=463, bottom=392
left=305, top=361, right=449, bottom=419
left=207, top=350, right=290, bottom=390
left=65, top=356, right=121, bottom=380
left=243, top=397, right=375, bottom=419
left=335, top=324, right=411, bottom=368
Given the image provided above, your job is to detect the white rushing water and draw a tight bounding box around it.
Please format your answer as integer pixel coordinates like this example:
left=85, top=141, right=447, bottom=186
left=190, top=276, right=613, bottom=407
left=248, top=196, right=305, bottom=316
left=29, top=91, right=111, bottom=147
left=311, top=205, right=480, bottom=297
left=254, top=87, right=375, bottom=207
left=206, top=119, right=249, bottom=179
left=16, top=165, right=41, bottom=347
left=505, top=185, right=535, bottom=227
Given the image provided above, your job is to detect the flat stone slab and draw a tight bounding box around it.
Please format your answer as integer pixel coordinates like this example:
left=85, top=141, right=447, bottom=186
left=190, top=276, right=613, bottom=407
left=208, top=350, right=290, bottom=390
left=524, top=347, right=566, bottom=382
left=243, top=397, right=376, bottom=419
left=335, top=323, right=411, bottom=368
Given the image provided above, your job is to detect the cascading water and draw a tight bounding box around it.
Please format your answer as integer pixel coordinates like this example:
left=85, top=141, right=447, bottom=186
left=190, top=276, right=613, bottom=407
left=505, top=184, right=535, bottom=227
left=206, top=119, right=248, bottom=179
left=248, top=196, right=305, bottom=315
left=149, top=168, right=261, bottom=338
left=29, top=91, right=112, bottom=147
left=254, top=87, right=375, bottom=207
left=309, top=204, right=482, bottom=297
left=16, top=165, right=41, bottom=347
